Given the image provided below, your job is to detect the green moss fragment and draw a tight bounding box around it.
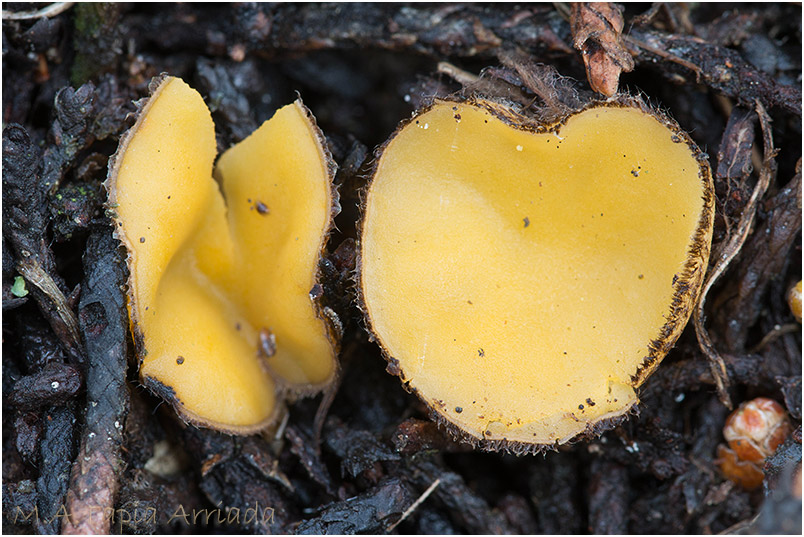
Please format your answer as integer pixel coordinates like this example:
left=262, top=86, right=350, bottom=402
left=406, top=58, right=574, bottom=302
left=11, top=276, right=29, bottom=298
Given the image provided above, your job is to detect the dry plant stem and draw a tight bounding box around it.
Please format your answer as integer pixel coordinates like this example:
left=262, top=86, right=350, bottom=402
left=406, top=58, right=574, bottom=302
left=313, top=372, right=341, bottom=454
left=437, top=61, right=480, bottom=86
left=552, top=2, right=571, bottom=21
left=624, top=35, right=703, bottom=82
left=1, top=1, right=75, bottom=20
left=693, top=99, right=777, bottom=410
left=16, top=257, right=83, bottom=361
left=385, top=478, right=442, bottom=533
left=749, top=324, right=801, bottom=355
left=438, top=61, right=528, bottom=109
left=273, top=409, right=290, bottom=443
left=719, top=513, right=760, bottom=535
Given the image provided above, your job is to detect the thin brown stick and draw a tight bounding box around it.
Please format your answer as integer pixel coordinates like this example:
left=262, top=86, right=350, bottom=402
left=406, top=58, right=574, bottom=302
left=17, top=257, right=83, bottom=358
left=748, top=323, right=800, bottom=354
left=693, top=99, right=778, bottom=409
left=385, top=478, right=441, bottom=533
left=437, top=61, right=480, bottom=86
left=625, top=35, right=703, bottom=82
left=313, top=371, right=341, bottom=454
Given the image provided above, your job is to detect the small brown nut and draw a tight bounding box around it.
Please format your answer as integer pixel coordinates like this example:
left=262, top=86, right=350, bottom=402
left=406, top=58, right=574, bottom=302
left=715, top=444, right=765, bottom=491
left=788, top=280, right=802, bottom=323
left=723, top=397, right=792, bottom=464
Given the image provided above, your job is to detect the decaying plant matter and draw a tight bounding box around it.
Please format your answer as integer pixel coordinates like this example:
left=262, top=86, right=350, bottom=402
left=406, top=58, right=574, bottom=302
left=570, top=2, right=634, bottom=96
left=2, top=3, right=800, bottom=534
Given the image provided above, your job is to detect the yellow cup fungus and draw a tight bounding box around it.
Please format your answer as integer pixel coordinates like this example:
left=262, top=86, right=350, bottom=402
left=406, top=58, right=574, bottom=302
left=788, top=280, right=802, bottom=323
left=107, top=76, right=339, bottom=434
left=359, top=97, right=714, bottom=452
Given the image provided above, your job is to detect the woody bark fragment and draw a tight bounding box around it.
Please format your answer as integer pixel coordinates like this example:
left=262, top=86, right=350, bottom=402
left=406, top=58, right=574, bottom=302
left=406, top=458, right=515, bottom=533
left=294, top=477, right=414, bottom=534
left=62, top=228, right=130, bottom=535
left=570, top=2, right=634, bottom=96
left=627, top=28, right=801, bottom=115
left=714, top=167, right=802, bottom=351
left=693, top=101, right=778, bottom=410
left=237, top=3, right=573, bottom=59
left=714, top=106, right=756, bottom=239
left=35, top=405, right=77, bottom=534
left=2, top=125, right=84, bottom=363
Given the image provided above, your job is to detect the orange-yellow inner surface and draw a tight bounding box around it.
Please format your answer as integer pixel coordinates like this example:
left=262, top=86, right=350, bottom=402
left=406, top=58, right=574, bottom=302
left=112, top=77, right=335, bottom=430
left=362, top=101, right=706, bottom=445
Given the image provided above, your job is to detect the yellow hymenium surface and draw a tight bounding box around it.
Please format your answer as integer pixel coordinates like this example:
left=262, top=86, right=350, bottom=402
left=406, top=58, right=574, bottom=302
left=361, top=99, right=712, bottom=447
left=109, top=77, right=337, bottom=433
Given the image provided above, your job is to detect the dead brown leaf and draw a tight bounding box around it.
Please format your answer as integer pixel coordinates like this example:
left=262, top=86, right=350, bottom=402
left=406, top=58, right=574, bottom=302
left=571, top=2, right=635, bottom=96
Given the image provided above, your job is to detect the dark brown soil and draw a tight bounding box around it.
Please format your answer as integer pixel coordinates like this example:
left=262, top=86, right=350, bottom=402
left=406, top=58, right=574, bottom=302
left=2, top=3, right=801, bottom=534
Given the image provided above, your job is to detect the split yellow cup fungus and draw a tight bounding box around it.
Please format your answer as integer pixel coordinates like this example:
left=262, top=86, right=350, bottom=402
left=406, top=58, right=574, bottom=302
left=359, top=97, right=714, bottom=452
left=107, top=76, right=339, bottom=434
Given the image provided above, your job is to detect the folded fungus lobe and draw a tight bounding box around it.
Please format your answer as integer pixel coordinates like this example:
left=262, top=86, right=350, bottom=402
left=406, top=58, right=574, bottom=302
left=107, top=76, right=338, bottom=433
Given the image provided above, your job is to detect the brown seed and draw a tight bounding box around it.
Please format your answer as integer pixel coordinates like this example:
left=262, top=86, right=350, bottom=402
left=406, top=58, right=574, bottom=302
left=723, top=397, right=791, bottom=464
left=715, top=444, right=765, bottom=490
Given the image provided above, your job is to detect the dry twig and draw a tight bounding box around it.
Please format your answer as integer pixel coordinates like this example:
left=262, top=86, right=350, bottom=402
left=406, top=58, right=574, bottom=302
left=1, top=1, right=74, bottom=20
left=386, top=478, right=442, bottom=533
left=16, top=257, right=83, bottom=357
left=61, top=230, right=130, bottom=534
left=693, top=99, right=778, bottom=409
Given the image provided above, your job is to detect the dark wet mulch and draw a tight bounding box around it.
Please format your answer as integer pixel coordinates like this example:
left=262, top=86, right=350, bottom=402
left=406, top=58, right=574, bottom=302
left=2, top=3, right=801, bottom=534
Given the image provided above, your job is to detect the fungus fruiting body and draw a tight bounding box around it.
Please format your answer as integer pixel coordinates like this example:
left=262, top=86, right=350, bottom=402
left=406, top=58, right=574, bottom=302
left=108, top=76, right=338, bottom=433
left=788, top=280, right=801, bottom=323
left=359, top=97, right=714, bottom=451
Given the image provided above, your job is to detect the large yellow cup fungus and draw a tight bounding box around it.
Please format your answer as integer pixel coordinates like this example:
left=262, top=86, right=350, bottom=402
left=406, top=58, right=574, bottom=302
left=359, top=97, right=714, bottom=452
left=107, top=76, right=339, bottom=434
